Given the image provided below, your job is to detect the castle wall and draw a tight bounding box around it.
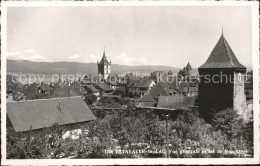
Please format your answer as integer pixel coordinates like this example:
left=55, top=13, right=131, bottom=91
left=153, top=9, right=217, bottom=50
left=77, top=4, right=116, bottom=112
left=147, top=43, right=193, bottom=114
left=198, top=69, right=234, bottom=113
left=233, top=72, right=247, bottom=118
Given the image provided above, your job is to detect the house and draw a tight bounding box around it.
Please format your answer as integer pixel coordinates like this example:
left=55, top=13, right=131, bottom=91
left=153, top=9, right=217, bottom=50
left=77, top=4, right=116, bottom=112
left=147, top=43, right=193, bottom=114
left=95, top=82, right=114, bottom=94
left=50, top=80, right=81, bottom=98
left=136, top=93, right=157, bottom=107
left=106, top=74, right=120, bottom=89
left=157, top=94, right=195, bottom=109
left=128, top=79, right=155, bottom=97
left=126, top=79, right=142, bottom=97
left=149, top=82, right=171, bottom=99
left=178, top=81, right=198, bottom=97
left=23, top=82, right=45, bottom=100
left=178, top=63, right=199, bottom=81
left=7, top=96, right=96, bottom=138
left=84, top=84, right=100, bottom=96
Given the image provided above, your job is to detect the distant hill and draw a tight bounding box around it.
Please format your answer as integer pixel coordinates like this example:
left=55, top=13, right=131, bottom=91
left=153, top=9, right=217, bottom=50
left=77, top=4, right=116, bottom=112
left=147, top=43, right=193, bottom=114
left=7, top=59, right=180, bottom=75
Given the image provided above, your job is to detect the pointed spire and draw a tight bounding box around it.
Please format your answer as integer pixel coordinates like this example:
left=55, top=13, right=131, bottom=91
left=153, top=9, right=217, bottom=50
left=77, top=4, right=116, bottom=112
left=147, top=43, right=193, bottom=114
left=222, top=26, right=223, bottom=36
left=199, top=31, right=246, bottom=69
left=186, top=62, right=192, bottom=70
left=102, top=45, right=106, bottom=58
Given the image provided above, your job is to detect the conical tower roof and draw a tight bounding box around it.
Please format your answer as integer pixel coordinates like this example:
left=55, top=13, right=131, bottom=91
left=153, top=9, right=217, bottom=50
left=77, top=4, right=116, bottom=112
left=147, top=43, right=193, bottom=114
left=199, top=34, right=246, bottom=69
left=168, top=70, right=173, bottom=75
left=99, top=47, right=110, bottom=65
left=186, top=62, right=192, bottom=70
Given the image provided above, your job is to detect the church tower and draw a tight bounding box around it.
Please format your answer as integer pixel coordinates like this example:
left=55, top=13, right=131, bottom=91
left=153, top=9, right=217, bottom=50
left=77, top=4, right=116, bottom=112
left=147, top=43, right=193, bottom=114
left=97, top=47, right=111, bottom=79
left=186, top=62, right=192, bottom=78
left=198, top=31, right=246, bottom=121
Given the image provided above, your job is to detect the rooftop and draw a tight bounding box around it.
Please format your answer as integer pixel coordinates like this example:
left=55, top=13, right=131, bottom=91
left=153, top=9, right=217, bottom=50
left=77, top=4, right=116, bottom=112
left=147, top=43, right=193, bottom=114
left=7, top=96, right=96, bottom=132
left=199, top=34, right=246, bottom=69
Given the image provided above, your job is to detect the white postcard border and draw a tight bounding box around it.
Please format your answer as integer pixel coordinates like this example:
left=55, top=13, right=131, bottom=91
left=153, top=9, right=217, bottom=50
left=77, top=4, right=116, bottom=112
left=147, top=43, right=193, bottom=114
left=1, top=1, right=259, bottom=165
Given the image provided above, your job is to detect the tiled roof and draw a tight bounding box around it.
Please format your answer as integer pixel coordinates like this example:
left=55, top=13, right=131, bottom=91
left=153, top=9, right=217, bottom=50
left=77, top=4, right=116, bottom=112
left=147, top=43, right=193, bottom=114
left=84, top=84, right=99, bottom=93
left=139, top=93, right=156, bottom=102
left=157, top=94, right=195, bottom=109
left=149, top=82, right=169, bottom=98
left=7, top=96, right=96, bottom=132
left=50, top=82, right=81, bottom=98
left=199, top=34, right=246, bottom=69
left=95, top=83, right=113, bottom=92
left=127, top=79, right=141, bottom=87
left=133, top=79, right=154, bottom=88
left=71, top=87, right=88, bottom=95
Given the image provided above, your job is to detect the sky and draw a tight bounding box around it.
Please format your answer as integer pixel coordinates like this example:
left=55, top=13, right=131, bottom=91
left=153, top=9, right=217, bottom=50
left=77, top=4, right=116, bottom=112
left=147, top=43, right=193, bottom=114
left=7, top=6, right=252, bottom=68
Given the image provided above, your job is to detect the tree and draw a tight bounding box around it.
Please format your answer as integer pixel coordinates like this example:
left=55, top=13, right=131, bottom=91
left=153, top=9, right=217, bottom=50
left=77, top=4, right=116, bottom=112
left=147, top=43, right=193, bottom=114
left=112, top=87, right=126, bottom=97
left=84, top=93, right=97, bottom=105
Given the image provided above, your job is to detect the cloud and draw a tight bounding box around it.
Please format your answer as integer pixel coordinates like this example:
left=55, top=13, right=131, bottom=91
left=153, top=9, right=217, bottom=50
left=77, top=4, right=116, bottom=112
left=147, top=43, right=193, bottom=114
left=68, top=54, right=79, bottom=60
left=85, top=54, right=101, bottom=63
left=7, top=51, right=21, bottom=58
left=7, top=51, right=48, bottom=62
left=31, top=54, right=45, bottom=61
left=23, top=49, right=34, bottom=53
left=115, top=52, right=149, bottom=66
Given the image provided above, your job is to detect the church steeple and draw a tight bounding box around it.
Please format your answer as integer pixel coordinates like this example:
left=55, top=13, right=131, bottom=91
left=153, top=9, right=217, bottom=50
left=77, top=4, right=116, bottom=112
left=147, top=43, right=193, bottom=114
left=97, top=46, right=111, bottom=79
left=102, top=46, right=106, bottom=59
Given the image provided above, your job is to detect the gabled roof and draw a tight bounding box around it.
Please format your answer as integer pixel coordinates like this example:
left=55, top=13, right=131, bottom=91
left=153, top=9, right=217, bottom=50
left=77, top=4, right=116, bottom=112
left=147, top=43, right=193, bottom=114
left=7, top=96, right=96, bottom=132
left=50, top=82, right=81, bottom=98
left=127, top=79, right=141, bottom=87
left=139, top=93, right=156, bottom=102
left=149, top=82, right=169, bottom=98
left=199, top=34, right=246, bottom=69
left=95, top=83, right=113, bottom=92
left=71, top=87, right=88, bottom=95
left=133, top=79, right=154, bottom=88
left=157, top=94, right=195, bottom=109
left=84, top=84, right=99, bottom=93
left=186, top=62, right=192, bottom=70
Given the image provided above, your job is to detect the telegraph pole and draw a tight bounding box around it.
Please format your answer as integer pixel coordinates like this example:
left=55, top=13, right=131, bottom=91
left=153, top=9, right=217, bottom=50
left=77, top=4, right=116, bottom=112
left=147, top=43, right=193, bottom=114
left=165, top=114, right=169, bottom=158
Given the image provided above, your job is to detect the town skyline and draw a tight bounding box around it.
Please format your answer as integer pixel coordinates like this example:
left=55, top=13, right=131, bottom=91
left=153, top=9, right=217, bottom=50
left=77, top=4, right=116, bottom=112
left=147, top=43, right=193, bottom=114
left=7, top=6, right=252, bottom=68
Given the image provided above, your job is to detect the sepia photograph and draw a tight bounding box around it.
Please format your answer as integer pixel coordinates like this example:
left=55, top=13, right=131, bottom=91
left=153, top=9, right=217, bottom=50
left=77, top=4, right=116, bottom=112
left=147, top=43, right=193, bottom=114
left=1, top=1, right=259, bottom=165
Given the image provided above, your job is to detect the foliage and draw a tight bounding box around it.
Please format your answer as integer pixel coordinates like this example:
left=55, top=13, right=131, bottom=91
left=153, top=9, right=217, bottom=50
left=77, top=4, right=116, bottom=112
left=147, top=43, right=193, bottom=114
left=112, top=87, right=126, bottom=97
left=98, top=96, right=123, bottom=108
left=84, top=93, right=98, bottom=105
left=7, top=107, right=253, bottom=159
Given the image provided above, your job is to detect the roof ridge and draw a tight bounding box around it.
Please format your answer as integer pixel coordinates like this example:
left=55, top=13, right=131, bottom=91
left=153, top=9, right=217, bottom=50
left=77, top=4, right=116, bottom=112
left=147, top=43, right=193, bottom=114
left=222, top=35, right=235, bottom=68
left=7, top=96, right=82, bottom=103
